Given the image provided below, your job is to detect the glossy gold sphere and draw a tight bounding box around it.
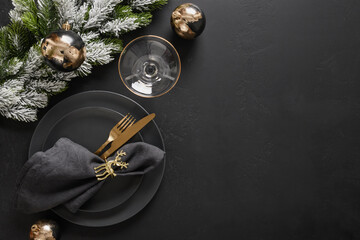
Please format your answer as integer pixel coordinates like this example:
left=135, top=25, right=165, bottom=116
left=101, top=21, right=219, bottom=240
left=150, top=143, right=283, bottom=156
left=29, top=220, right=59, bottom=240
left=41, top=28, right=86, bottom=72
left=170, top=3, right=206, bottom=40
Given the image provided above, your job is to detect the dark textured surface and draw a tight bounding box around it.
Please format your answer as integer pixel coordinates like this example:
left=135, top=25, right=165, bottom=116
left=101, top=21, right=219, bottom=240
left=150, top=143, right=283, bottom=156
left=1, top=0, right=360, bottom=239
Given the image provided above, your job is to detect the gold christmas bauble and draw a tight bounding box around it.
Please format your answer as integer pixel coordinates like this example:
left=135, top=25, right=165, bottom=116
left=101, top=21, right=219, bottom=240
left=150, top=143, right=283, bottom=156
left=170, top=3, right=206, bottom=40
left=41, top=22, right=86, bottom=72
left=29, top=220, right=59, bottom=240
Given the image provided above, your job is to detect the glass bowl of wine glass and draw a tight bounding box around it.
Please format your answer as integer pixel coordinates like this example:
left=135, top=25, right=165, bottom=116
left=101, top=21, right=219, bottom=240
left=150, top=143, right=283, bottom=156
left=118, top=35, right=181, bottom=98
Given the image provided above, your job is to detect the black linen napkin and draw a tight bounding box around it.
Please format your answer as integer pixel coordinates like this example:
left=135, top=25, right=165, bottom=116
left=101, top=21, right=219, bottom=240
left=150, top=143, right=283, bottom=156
left=15, top=138, right=164, bottom=214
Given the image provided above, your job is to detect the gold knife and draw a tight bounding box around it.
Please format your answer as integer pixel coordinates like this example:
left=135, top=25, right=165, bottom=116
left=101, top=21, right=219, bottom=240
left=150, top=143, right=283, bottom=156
left=100, top=113, right=155, bottom=160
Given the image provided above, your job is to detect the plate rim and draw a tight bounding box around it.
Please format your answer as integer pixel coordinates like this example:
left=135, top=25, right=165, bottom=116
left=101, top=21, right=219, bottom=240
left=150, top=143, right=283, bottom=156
left=29, top=90, right=166, bottom=157
left=28, top=90, right=166, bottom=227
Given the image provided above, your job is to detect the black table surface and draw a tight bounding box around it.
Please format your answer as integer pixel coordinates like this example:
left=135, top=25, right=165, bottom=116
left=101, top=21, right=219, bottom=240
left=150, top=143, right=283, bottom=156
left=1, top=0, right=360, bottom=239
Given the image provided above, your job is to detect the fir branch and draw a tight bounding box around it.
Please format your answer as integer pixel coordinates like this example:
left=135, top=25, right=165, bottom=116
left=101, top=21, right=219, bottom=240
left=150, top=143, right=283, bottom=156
left=0, top=57, right=24, bottom=84
left=128, top=0, right=167, bottom=11
left=7, top=21, right=35, bottom=58
left=102, top=38, right=123, bottom=51
left=134, top=12, right=152, bottom=26
left=12, top=0, right=38, bottom=13
left=44, top=68, right=77, bottom=82
left=84, top=0, right=123, bottom=30
left=0, top=80, right=23, bottom=107
left=74, top=60, right=92, bottom=77
left=1, top=79, right=25, bottom=93
left=85, top=40, right=119, bottom=65
left=26, top=79, right=67, bottom=93
left=21, top=8, right=40, bottom=37
left=19, top=90, right=48, bottom=108
left=84, top=4, right=91, bottom=22
left=100, top=17, right=138, bottom=37
left=54, top=0, right=89, bottom=31
left=53, top=0, right=78, bottom=25
left=113, top=5, right=132, bottom=19
left=9, top=10, right=22, bottom=23
left=10, top=0, right=37, bottom=21
left=80, top=31, right=100, bottom=43
left=0, top=27, right=11, bottom=60
left=7, top=58, right=24, bottom=76
left=18, top=44, right=44, bottom=81
left=37, top=0, right=59, bottom=37
left=0, top=0, right=168, bottom=122
left=100, top=11, right=152, bottom=37
left=75, top=3, right=91, bottom=31
left=0, top=104, right=37, bottom=122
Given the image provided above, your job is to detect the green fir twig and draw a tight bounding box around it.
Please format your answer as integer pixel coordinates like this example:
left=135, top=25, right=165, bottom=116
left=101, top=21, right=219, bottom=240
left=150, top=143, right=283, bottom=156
left=0, top=0, right=167, bottom=122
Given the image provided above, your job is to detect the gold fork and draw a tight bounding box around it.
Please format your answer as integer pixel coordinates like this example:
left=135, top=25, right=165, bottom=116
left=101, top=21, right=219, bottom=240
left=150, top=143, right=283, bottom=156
left=94, top=114, right=135, bottom=155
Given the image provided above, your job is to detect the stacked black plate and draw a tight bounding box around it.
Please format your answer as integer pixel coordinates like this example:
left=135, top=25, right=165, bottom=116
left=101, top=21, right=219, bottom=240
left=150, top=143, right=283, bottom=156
left=29, top=91, right=165, bottom=227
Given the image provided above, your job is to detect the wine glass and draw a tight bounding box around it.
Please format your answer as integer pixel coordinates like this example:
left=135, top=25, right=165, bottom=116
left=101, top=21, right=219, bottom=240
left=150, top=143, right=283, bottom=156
left=118, top=35, right=181, bottom=98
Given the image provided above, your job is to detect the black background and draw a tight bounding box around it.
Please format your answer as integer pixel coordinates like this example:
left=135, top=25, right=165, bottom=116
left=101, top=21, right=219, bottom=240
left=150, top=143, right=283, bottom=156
left=1, top=0, right=360, bottom=239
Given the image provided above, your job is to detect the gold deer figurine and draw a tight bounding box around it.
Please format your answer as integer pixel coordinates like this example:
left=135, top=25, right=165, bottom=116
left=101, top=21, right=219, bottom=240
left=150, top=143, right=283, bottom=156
left=94, top=150, right=128, bottom=181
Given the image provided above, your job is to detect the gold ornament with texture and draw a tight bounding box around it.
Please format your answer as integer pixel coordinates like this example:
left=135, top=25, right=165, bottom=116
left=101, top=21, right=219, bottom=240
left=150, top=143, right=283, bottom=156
left=171, top=3, right=206, bottom=40
left=41, top=22, right=86, bottom=72
left=29, top=220, right=59, bottom=240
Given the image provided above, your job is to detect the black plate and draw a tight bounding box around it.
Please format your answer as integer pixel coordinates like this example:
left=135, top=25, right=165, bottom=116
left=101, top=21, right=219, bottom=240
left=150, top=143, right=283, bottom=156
left=29, top=91, right=165, bottom=227
left=43, top=107, right=144, bottom=213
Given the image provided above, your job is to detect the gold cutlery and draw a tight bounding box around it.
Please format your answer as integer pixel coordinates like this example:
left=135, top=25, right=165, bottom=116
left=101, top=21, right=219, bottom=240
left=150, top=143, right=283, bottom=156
left=100, top=113, right=155, bottom=160
left=94, top=114, right=135, bottom=155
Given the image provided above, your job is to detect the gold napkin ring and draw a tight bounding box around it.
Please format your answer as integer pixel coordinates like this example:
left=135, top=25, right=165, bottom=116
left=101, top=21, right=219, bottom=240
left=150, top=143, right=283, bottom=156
left=94, top=150, right=128, bottom=181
